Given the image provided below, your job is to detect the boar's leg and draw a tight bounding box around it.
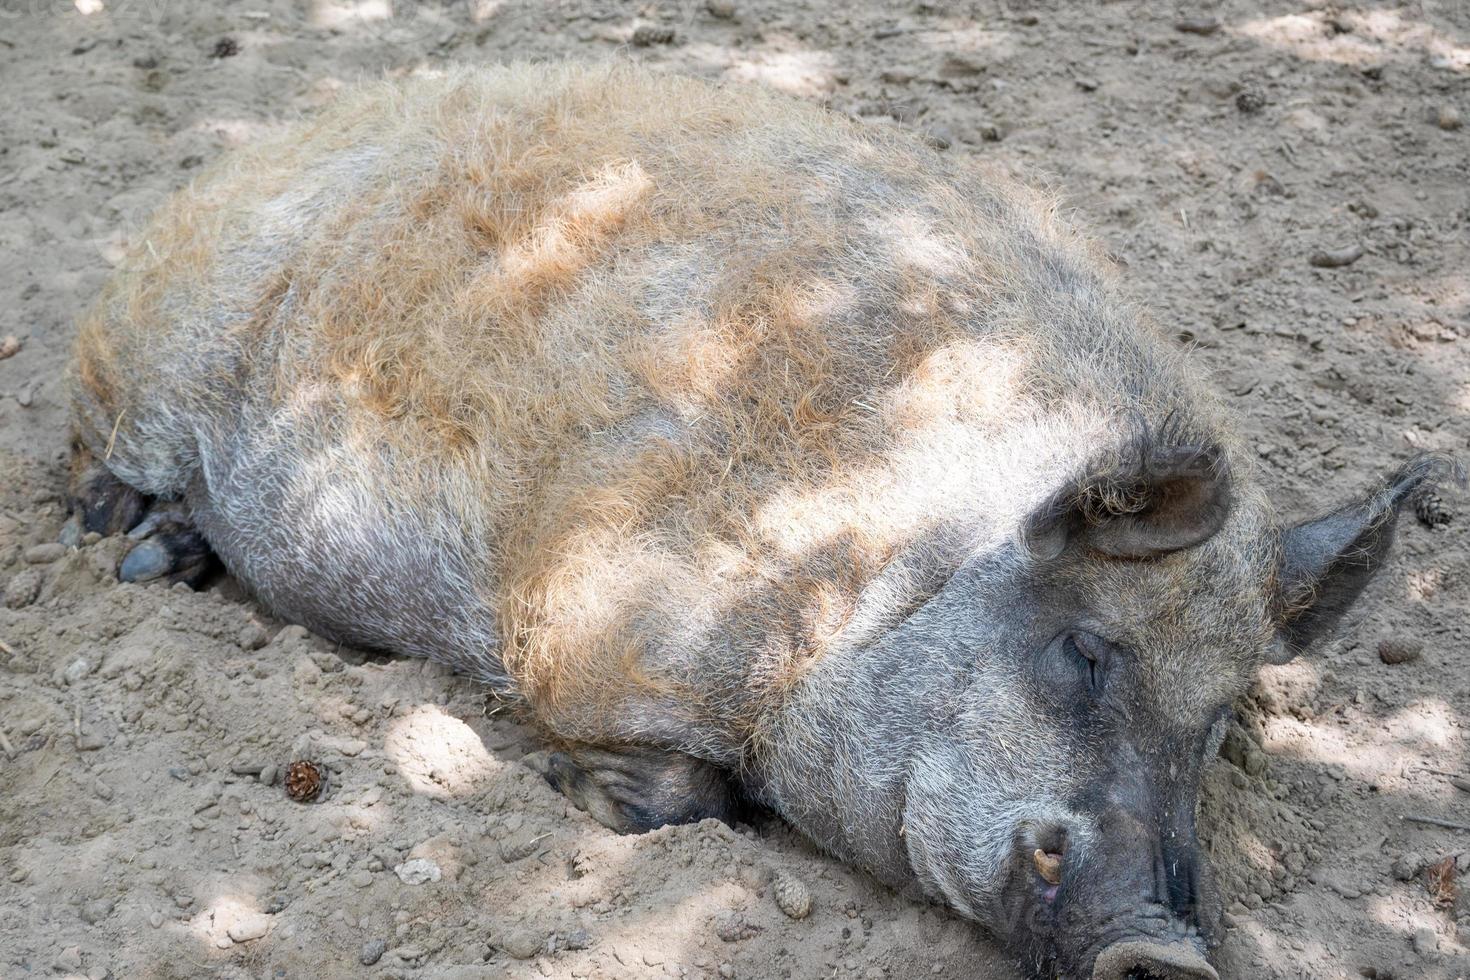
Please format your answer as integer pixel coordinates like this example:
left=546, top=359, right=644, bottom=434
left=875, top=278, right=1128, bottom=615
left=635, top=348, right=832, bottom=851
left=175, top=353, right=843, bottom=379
left=66, top=441, right=217, bottom=588
left=527, top=744, right=745, bottom=833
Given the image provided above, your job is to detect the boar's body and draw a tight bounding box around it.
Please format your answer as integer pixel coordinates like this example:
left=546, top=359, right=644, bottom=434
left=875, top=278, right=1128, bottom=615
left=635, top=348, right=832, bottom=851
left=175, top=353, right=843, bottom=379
left=73, top=63, right=1442, bottom=980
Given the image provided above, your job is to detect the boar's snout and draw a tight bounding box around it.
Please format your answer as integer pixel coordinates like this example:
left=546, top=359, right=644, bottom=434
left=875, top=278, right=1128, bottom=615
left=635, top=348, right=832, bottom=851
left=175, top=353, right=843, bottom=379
left=1090, top=939, right=1219, bottom=980
left=1002, top=746, right=1222, bottom=980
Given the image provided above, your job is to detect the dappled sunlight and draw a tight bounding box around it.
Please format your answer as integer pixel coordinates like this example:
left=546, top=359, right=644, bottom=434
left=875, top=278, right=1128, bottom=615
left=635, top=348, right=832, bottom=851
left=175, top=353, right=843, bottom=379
left=1382, top=699, right=1458, bottom=750
left=184, top=890, right=269, bottom=950
left=1363, top=892, right=1470, bottom=961
left=912, top=21, right=1019, bottom=62
left=310, top=0, right=392, bottom=32
left=1263, top=695, right=1465, bottom=783
left=719, top=45, right=839, bottom=98
left=1233, top=9, right=1470, bottom=73
left=191, top=116, right=283, bottom=150
left=497, top=162, right=653, bottom=285
left=470, top=0, right=502, bottom=23
left=385, top=703, right=503, bottom=797
left=753, top=336, right=1027, bottom=557
left=870, top=210, right=969, bottom=278
left=1366, top=891, right=1442, bottom=934
left=1404, top=566, right=1444, bottom=605
left=1230, top=923, right=1335, bottom=978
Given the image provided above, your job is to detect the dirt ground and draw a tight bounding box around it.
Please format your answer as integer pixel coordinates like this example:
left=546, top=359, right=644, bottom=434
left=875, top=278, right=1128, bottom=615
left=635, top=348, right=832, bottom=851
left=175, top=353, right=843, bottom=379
left=1, top=1, right=1468, bottom=978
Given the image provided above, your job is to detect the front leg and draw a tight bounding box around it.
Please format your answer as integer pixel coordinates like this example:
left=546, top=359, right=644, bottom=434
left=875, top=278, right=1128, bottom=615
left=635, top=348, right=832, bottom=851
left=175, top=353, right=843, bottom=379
left=527, top=743, right=746, bottom=833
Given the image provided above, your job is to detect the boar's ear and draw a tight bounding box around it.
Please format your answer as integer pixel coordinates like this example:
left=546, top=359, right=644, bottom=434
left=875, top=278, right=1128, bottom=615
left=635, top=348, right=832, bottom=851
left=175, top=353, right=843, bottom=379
left=1022, top=442, right=1232, bottom=561
left=1265, top=454, right=1463, bottom=665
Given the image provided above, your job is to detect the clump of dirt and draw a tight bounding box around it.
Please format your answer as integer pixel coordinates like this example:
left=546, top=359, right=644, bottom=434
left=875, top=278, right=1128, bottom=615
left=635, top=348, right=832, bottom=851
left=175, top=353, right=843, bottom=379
left=2, top=2, right=1468, bottom=979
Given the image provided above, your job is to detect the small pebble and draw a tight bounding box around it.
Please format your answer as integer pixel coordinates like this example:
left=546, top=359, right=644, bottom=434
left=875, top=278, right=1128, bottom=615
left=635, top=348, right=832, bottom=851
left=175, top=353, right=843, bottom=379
left=924, top=126, right=953, bottom=151
left=498, top=925, right=546, bottom=959
left=227, top=913, right=270, bottom=943
left=4, top=569, right=44, bottom=609
left=499, top=833, right=546, bottom=863
left=1412, top=926, right=1438, bottom=957
left=23, top=543, right=66, bottom=564
left=713, top=911, right=760, bottom=942
left=394, top=857, right=441, bottom=885
left=79, top=898, right=115, bottom=924
left=1436, top=105, right=1461, bottom=131
left=360, top=938, right=387, bottom=966
left=1174, top=17, right=1220, bottom=35
left=76, top=732, right=107, bottom=752
left=1236, top=91, right=1266, bottom=114
left=1391, top=851, right=1423, bottom=881
left=0, top=335, right=20, bottom=360
left=63, top=658, right=93, bottom=685
left=149, top=911, right=164, bottom=929
left=237, top=622, right=270, bottom=651
left=53, top=947, right=83, bottom=971
left=630, top=24, right=675, bottom=46
left=1308, top=244, right=1365, bottom=269
left=1377, top=637, right=1423, bottom=665
left=349, top=869, right=374, bottom=888
left=706, top=0, right=736, bottom=18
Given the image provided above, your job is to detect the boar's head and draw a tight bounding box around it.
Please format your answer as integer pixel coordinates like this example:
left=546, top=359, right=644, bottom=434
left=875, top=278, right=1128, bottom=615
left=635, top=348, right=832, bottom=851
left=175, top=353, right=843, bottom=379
left=886, top=447, right=1460, bottom=980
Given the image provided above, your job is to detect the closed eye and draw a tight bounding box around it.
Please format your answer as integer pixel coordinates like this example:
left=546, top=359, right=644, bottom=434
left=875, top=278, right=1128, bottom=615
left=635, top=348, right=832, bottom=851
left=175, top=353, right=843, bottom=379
left=1063, top=631, right=1108, bottom=693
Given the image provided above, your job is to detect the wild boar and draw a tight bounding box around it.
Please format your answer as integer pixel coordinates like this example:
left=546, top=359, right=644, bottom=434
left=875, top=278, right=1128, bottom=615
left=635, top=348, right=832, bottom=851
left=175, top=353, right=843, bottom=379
left=67, top=62, right=1455, bottom=979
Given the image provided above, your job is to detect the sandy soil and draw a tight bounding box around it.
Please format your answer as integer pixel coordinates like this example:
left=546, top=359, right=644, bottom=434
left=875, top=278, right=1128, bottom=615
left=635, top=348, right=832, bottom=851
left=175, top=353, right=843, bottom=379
left=1, top=1, right=1468, bottom=978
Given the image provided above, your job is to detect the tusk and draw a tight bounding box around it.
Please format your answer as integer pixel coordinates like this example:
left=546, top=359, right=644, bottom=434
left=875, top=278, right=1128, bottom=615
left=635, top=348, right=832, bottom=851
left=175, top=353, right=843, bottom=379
left=1033, top=849, right=1063, bottom=885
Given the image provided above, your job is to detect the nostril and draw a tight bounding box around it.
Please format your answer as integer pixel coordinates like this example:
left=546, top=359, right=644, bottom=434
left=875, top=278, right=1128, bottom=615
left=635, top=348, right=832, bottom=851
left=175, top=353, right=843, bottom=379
left=1163, top=845, right=1202, bottom=922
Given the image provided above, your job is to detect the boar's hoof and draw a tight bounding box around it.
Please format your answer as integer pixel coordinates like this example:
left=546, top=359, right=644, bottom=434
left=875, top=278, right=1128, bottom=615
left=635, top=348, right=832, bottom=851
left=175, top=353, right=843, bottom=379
left=67, top=446, right=148, bottom=537
left=69, top=443, right=218, bottom=588
left=118, top=526, right=216, bottom=588
left=113, top=501, right=217, bottom=587
left=119, top=540, right=173, bottom=582
left=1091, top=940, right=1218, bottom=980
left=526, top=744, right=744, bottom=834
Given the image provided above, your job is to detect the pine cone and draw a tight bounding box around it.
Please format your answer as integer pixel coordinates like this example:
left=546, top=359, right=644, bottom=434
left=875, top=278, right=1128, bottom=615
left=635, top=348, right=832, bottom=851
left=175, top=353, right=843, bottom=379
left=284, top=760, right=324, bottom=802
left=1412, top=485, right=1453, bottom=528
